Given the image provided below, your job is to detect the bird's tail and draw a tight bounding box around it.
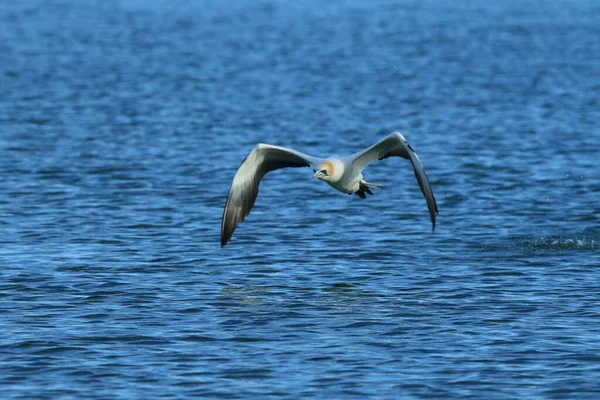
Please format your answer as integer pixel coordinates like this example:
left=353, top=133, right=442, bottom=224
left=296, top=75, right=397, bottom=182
left=355, top=180, right=383, bottom=199
left=362, top=180, right=383, bottom=189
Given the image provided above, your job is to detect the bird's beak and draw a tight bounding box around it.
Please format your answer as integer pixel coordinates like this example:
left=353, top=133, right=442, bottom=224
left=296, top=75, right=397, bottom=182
left=313, top=171, right=324, bottom=179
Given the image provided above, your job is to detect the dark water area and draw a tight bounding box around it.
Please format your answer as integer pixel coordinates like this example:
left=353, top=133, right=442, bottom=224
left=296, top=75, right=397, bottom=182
left=1, top=0, right=599, bottom=398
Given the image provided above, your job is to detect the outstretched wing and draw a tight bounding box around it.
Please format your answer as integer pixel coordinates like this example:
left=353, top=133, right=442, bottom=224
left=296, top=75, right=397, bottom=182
left=221, top=144, right=321, bottom=246
left=351, top=132, right=439, bottom=231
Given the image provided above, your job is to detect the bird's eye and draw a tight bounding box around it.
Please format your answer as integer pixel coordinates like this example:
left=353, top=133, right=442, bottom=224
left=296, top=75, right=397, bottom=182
left=321, top=169, right=328, bottom=176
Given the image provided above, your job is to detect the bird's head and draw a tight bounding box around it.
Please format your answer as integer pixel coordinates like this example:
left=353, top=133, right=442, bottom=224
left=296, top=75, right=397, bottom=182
left=312, top=161, right=334, bottom=182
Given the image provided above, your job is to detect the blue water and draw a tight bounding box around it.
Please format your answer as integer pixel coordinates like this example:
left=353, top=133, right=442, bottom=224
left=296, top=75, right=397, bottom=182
left=1, top=0, right=599, bottom=398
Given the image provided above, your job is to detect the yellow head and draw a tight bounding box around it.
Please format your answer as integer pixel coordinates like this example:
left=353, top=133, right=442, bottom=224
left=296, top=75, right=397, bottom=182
left=312, top=161, right=334, bottom=181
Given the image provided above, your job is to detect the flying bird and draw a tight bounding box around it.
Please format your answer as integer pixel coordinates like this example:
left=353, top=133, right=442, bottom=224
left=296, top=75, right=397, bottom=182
left=221, top=132, right=438, bottom=246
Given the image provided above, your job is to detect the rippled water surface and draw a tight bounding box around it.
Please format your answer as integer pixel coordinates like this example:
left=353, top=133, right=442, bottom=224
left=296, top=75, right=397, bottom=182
left=1, top=0, right=599, bottom=398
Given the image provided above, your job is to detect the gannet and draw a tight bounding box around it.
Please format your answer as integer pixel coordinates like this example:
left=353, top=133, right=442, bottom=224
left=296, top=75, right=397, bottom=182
left=221, top=132, right=438, bottom=246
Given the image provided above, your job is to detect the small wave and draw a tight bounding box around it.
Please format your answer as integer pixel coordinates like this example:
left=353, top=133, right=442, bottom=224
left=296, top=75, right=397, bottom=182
left=527, top=236, right=598, bottom=251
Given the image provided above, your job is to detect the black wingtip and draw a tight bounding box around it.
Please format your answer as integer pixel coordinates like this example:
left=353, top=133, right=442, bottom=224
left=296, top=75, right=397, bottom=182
left=430, top=210, right=439, bottom=233
left=220, top=227, right=229, bottom=247
left=220, top=233, right=230, bottom=247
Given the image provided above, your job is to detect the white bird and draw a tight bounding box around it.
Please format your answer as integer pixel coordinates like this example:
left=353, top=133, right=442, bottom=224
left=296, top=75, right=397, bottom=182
left=221, top=132, right=438, bottom=246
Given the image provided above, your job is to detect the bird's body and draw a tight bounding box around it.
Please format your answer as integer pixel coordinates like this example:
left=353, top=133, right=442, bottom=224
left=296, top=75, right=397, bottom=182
left=220, top=132, right=438, bottom=246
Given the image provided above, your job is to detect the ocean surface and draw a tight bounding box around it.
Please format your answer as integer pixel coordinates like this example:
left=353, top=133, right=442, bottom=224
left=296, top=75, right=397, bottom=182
left=1, top=0, right=599, bottom=398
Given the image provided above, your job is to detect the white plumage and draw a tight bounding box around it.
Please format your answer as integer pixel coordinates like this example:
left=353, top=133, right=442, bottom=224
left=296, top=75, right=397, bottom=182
left=221, top=132, right=438, bottom=246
